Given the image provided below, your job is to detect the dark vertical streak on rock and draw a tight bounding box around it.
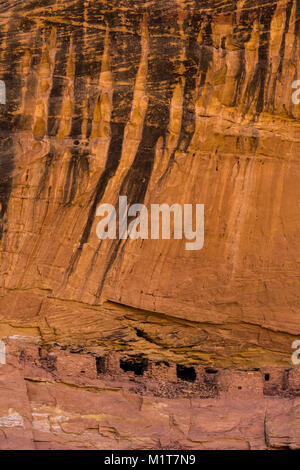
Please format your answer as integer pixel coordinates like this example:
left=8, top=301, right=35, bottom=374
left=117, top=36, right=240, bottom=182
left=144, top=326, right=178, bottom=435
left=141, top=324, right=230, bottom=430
left=231, top=4, right=254, bottom=107
left=62, top=149, right=89, bottom=206
left=119, top=123, right=162, bottom=206
left=82, top=1, right=107, bottom=138
left=47, top=26, right=70, bottom=136
left=159, top=10, right=212, bottom=182
left=18, top=24, right=42, bottom=131
left=0, top=137, right=14, bottom=241
left=295, top=0, right=300, bottom=36
left=0, top=16, right=25, bottom=240
left=166, top=3, right=202, bottom=161
left=95, top=4, right=181, bottom=297
left=198, top=16, right=213, bottom=88
left=269, top=1, right=293, bottom=113
left=179, top=6, right=202, bottom=151
left=66, top=121, right=125, bottom=277
left=243, top=4, right=277, bottom=117
left=36, top=152, right=54, bottom=200
left=278, top=1, right=293, bottom=78
left=256, top=5, right=277, bottom=115
left=70, top=12, right=85, bottom=138
left=96, top=122, right=162, bottom=299
left=62, top=154, right=78, bottom=205
left=67, top=0, right=101, bottom=139
left=65, top=5, right=142, bottom=279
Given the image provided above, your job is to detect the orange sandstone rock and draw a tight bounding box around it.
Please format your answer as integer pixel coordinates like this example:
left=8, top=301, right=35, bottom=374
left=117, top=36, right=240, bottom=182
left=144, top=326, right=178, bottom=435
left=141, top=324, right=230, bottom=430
left=0, top=0, right=299, bottom=450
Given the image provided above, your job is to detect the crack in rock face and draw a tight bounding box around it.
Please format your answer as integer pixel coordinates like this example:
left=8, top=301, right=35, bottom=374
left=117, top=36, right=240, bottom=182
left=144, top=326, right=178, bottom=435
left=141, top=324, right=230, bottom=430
left=0, top=0, right=299, bottom=450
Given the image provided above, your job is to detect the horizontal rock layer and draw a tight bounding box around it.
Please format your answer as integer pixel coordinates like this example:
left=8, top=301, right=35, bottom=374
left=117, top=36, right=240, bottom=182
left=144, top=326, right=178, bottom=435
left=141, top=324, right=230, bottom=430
left=0, top=337, right=300, bottom=450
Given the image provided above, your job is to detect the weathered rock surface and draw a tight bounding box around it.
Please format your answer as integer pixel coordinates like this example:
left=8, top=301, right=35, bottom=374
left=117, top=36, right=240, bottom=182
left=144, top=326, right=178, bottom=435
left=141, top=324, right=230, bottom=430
left=0, top=0, right=300, bottom=450
left=0, top=338, right=299, bottom=450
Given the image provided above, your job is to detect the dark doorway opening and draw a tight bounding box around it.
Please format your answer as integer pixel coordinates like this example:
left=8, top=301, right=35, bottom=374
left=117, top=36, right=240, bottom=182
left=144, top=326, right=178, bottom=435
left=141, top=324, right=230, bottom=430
left=176, top=365, right=196, bottom=382
left=120, top=358, right=148, bottom=376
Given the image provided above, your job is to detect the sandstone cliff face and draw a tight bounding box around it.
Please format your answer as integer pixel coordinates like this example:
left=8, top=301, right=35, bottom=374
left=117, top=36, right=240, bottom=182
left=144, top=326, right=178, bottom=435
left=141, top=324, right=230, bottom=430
left=0, top=0, right=300, bottom=450
left=1, top=338, right=300, bottom=450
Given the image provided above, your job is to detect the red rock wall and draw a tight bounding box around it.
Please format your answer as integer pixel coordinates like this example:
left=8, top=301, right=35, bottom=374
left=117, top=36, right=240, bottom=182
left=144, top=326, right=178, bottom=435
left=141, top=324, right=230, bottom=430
left=0, top=0, right=300, bottom=450
left=0, top=338, right=299, bottom=450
